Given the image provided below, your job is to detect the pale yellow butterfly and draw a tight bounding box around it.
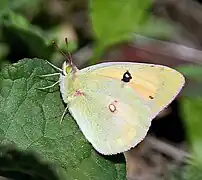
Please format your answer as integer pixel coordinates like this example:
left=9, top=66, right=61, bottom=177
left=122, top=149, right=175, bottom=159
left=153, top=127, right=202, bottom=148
left=40, top=43, right=185, bottom=155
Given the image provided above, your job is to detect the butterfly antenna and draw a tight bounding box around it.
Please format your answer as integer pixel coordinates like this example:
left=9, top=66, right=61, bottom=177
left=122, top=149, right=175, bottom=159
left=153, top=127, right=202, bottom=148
left=65, top=38, right=73, bottom=65
left=52, top=40, right=72, bottom=65
left=64, top=37, right=77, bottom=73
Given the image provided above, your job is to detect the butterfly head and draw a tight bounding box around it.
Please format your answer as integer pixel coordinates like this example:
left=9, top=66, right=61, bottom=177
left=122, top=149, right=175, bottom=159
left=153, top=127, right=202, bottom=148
left=62, top=60, right=77, bottom=76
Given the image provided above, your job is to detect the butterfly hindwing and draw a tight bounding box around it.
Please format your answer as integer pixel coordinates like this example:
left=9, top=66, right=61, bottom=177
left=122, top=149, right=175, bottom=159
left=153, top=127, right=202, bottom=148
left=67, top=74, right=153, bottom=155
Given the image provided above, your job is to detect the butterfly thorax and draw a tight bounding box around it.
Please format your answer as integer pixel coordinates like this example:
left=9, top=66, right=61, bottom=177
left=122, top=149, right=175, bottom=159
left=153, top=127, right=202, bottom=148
left=59, top=62, right=85, bottom=103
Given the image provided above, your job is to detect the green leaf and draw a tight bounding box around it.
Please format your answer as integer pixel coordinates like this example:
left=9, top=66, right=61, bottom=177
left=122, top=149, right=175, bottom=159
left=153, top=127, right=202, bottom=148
left=180, top=97, right=202, bottom=167
left=0, top=146, right=60, bottom=180
left=90, top=0, right=151, bottom=44
left=0, top=0, right=30, bottom=17
left=0, top=58, right=126, bottom=179
left=89, top=0, right=152, bottom=62
left=178, top=65, right=202, bottom=82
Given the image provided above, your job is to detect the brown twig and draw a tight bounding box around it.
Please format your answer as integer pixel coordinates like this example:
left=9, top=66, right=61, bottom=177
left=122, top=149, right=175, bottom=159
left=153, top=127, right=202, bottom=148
left=145, top=136, right=191, bottom=162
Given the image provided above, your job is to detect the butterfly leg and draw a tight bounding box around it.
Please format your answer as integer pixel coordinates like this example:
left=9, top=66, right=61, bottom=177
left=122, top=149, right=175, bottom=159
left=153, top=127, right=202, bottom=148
left=37, top=80, right=60, bottom=90
left=38, top=73, right=60, bottom=78
left=60, top=106, right=69, bottom=125
left=45, top=60, right=63, bottom=73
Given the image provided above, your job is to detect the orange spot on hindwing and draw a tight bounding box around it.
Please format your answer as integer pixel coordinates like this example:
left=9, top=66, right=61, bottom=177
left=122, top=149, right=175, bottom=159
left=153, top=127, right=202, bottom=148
left=108, top=100, right=118, bottom=113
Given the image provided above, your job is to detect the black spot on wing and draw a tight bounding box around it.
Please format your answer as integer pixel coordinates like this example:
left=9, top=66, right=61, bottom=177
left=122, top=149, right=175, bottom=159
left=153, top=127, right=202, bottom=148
left=149, top=96, right=154, bottom=99
left=121, top=71, right=132, bottom=83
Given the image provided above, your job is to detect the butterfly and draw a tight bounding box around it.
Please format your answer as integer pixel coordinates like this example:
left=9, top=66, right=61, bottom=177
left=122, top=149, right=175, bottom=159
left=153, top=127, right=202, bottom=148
left=39, top=41, right=185, bottom=155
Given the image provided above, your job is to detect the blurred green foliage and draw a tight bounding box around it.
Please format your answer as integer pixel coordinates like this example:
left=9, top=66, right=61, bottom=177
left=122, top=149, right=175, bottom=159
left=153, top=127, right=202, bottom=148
left=168, top=164, right=202, bottom=180
left=90, top=0, right=151, bottom=59
left=2, top=11, right=53, bottom=58
left=89, top=0, right=175, bottom=63
left=0, top=0, right=78, bottom=68
left=176, top=65, right=202, bottom=178
left=178, top=65, right=202, bottom=82
left=0, top=0, right=175, bottom=65
left=181, top=97, right=202, bottom=166
left=0, top=0, right=201, bottom=179
left=179, top=65, right=202, bottom=166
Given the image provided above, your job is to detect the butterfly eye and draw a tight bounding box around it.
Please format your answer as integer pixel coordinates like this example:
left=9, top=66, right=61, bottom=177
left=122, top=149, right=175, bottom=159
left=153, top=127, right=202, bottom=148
left=65, top=66, right=72, bottom=74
